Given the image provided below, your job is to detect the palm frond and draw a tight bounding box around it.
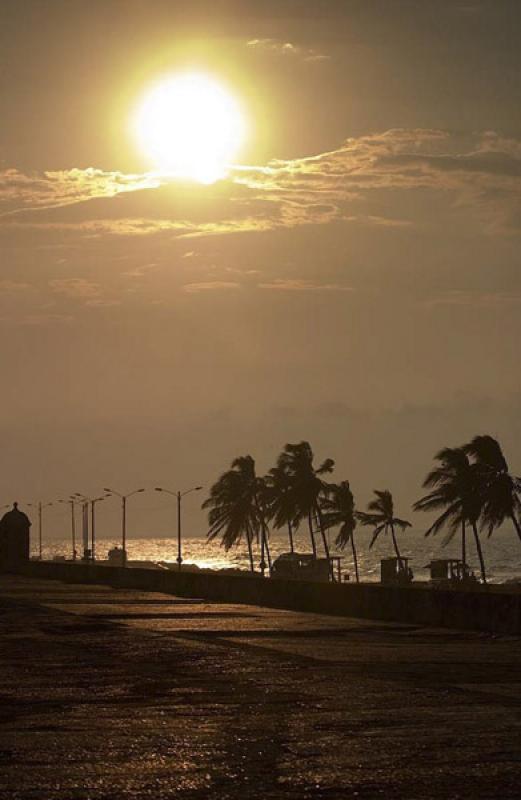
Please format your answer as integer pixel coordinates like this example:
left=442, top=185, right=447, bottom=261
left=424, top=501, right=461, bottom=538
left=369, top=523, right=386, bottom=548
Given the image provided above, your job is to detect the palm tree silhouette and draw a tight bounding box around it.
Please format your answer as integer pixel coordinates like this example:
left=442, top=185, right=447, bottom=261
left=464, top=435, right=521, bottom=543
left=254, top=475, right=273, bottom=577
left=203, top=455, right=269, bottom=574
left=277, top=442, right=334, bottom=571
left=321, top=481, right=359, bottom=582
left=357, top=490, right=411, bottom=567
left=263, top=462, right=299, bottom=553
left=414, top=447, right=487, bottom=583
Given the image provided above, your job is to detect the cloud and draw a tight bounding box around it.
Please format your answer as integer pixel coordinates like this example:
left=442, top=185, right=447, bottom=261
left=123, top=262, right=161, bottom=278
left=84, top=299, right=121, bottom=308
left=424, top=290, right=521, bottom=308
left=0, top=280, right=31, bottom=292
left=234, top=129, right=521, bottom=235
left=344, top=214, right=412, bottom=228
left=1, top=129, right=519, bottom=246
left=183, top=281, right=242, bottom=293
left=49, top=278, right=101, bottom=299
left=247, top=38, right=329, bottom=62
left=0, top=168, right=160, bottom=216
left=3, top=216, right=275, bottom=238
left=258, top=279, right=353, bottom=292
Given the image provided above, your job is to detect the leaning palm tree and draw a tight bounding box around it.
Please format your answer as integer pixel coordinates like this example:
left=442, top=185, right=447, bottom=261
left=413, top=447, right=487, bottom=583
left=263, top=463, right=299, bottom=553
left=357, top=490, right=411, bottom=567
left=277, top=442, right=334, bottom=567
left=254, top=475, right=273, bottom=577
left=203, top=455, right=266, bottom=574
left=464, top=435, right=521, bottom=543
left=321, top=481, right=359, bottom=582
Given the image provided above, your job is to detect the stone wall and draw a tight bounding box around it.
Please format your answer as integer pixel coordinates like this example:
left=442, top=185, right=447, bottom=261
left=14, top=560, right=521, bottom=635
left=0, top=531, right=29, bottom=571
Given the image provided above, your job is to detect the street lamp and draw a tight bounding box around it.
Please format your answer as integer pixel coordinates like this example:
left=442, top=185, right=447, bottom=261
left=58, top=497, right=81, bottom=561
left=71, top=494, right=91, bottom=561
left=27, top=501, right=54, bottom=560
left=72, top=493, right=110, bottom=561
left=103, top=488, right=145, bottom=566
left=89, top=495, right=109, bottom=561
left=154, top=486, right=202, bottom=570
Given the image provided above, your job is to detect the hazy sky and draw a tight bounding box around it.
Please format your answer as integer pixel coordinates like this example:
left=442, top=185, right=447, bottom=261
left=1, top=0, right=520, bottom=543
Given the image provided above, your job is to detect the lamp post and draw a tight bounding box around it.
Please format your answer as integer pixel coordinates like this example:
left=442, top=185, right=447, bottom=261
left=58, top=498, right=80, bottom=560
left=70, top=495, right=89, bottom=560
left=103, top=488, right=145, bottom=566
left=154, top=486, right=202, bottom=570
left=27, top=501, right=54, bottom=560
left=89, top=496, right=105, bottom=561
left=72, top=494, right=110, bottom=561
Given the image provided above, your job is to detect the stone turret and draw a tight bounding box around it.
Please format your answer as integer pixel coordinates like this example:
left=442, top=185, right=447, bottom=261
left=0, top=503, right=31, bottom=571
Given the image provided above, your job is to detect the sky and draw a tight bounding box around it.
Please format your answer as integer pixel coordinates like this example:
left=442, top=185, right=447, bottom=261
left=1, top=0, right=520, bottom=544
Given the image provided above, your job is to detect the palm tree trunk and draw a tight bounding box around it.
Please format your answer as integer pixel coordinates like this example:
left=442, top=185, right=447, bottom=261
left=471, top=521, right=487, bottom=583
left=315, top=506, right=334, bottom=581
left=510, top=513, right=521, bottom=543
left=350, top=534, right=359, bottom=583
left=287, top=520, right=294, bottom=553
left=254, top=493, right=272, bottom=577
left=316, top=507, right=331, bottom=560
left=389, top=523, right=402, bottom=569
left=461, top=520, right=466, bottom=568
left=245, top=523, right=255, bottom=573
left=307, top=511, right=317, bottom=558
left=260, top=526, right=266, bottom=578
left=264, top=527, right=272, bottom=575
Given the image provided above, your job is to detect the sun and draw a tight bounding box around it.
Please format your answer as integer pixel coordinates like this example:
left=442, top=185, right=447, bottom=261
left=132, top=72, right=247, bottom=184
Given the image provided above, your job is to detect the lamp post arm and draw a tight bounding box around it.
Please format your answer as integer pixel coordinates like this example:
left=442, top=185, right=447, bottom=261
left=103, top=488, right=122, bottom=498
left=155, top=487, right=177, bottom=497
left=127, top=488, right=145, bottom=499
left=181, top=486, right=203, bottom=498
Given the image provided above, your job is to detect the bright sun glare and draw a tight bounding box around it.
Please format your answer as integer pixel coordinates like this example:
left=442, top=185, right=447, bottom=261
left=132, top=72, right=247, bottom=184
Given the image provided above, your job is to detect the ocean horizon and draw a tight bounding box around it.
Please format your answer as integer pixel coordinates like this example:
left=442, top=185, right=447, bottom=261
left=35, top=528, right=521, bottom=584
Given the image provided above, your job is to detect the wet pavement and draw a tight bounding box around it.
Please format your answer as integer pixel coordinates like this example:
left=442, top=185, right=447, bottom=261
left=0, top=575, right=520, bottom=799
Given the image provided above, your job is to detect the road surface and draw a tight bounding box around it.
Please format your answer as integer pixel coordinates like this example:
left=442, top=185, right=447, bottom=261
left=1, top=574, right=520, bottom=798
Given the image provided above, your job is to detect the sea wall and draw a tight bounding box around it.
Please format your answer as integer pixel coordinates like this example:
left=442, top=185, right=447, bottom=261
left=14, top=560, right=521, bottom=635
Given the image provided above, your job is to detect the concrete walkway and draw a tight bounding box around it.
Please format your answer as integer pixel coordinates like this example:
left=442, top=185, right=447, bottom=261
left=1, top=575, right=520, bottom=799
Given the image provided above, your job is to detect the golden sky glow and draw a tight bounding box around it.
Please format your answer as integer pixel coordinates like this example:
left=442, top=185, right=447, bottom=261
left=1, top=1, right=520, bottom=539
left=131, top=72, right=247, bottom=184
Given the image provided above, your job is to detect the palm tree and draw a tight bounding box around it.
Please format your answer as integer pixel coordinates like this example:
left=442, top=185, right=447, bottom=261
left=321, top=481, right=359, bottom=582
left=464, top=435, right=521, bottom=543
left=277, top=442, right=334, bottom=570
left=202, top=455, right=264, bottom=574
left=357, top=490, right=411, bottom=568
left=263, top=463, right=299, bottom=553
left=254, top=475, right=273, bottom=577
left=413, top=447, right=487, bottom=583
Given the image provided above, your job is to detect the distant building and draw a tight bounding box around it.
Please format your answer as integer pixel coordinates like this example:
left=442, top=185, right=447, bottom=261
left=380, top=557, right=413, bottom=585
left=271, top=552, right=338, bottom=582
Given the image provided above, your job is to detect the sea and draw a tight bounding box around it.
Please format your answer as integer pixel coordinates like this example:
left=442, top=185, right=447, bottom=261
left=35, top=528, right=521, bottom=583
